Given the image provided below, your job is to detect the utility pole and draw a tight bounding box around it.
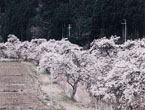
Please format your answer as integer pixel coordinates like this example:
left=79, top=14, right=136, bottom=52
left=50, top=68, right=53, bottom=105
left=49, top=64, right=53, bottom=105
left=121, top=19, right=127, bottom=42
left=68, top=24, right=72, bottom=38
left=62, top=24, right=64, bottom=38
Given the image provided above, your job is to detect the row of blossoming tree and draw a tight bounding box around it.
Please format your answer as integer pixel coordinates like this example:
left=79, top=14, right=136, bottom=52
left=0, top=35, right=145, bottom=109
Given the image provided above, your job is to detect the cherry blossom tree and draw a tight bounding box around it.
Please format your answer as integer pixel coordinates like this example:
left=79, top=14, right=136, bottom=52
left=0, top=34, right=145, bottom=109
left=2, top=34, right=21, bottom=58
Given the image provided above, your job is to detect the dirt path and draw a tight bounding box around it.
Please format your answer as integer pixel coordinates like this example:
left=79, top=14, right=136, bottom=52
left=0, top=61, right=55, bottom=110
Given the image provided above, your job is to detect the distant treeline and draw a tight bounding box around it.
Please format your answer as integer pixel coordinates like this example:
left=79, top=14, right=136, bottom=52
left=0, top=0, right=145, bottom=45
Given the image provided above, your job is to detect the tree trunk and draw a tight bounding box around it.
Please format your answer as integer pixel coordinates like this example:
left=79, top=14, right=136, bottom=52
left=71, top=84, right=77, bottom=100
left=66, top=75, right=81, bottom=100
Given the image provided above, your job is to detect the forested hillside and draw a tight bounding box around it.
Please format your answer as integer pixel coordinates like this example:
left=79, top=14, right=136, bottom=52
left=0, top=0, right=145, bottom=45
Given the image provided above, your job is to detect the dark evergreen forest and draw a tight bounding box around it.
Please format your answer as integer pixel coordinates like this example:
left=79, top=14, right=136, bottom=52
left=0, top=0, right=145, bottom=46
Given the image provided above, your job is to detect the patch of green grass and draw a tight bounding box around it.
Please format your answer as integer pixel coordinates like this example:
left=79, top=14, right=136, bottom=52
left=3, top=90, right=17, bottom=92
left=45, top=96, right=50, bottom=101
left=63, top=95, right=77, bottom=103
left=0, top=107, right=8, bottom=110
